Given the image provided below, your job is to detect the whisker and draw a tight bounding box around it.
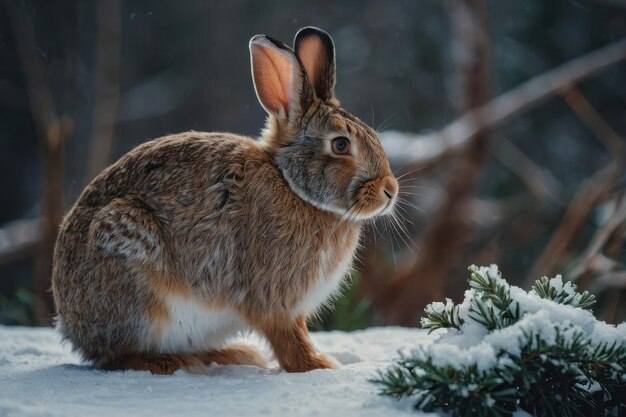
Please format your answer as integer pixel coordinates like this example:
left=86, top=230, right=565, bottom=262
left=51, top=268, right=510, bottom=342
left=382, top=216, right=398, bottom=272
left=398, top=191, right=432, bottom=198
left=376, top=112, right=397, bottom=133
left=393, top=161, right=413, bottom=177
left=393, top=212, right=415, bottom=246
left=372, top=217, right=385, bottom=241
left=388, top=212, right=415, bottom=254
left=396, top=198, right=426, bottom=213
left=396, top=203, right=425, bottom=215
left=392, top=204, right=415, bottom=225
left=397, top=176, right=425, bottom=182
left=395, top=166, right=427, bottom=181
left=391, top=210, right=413, bottom=241
left=397, top=182, right=436, bottom=189
left=370, top=218, right=377, bottom=248
left=378, top=123, right=398, bottom=133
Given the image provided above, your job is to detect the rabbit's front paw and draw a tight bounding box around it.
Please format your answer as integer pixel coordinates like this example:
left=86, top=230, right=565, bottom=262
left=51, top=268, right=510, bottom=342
left=312, top=353, right=340, bottom=370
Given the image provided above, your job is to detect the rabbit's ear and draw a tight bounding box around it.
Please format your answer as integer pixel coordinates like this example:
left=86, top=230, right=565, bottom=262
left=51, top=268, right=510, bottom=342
left=250, top=35, right=309, bottom=119
left=294, top=27, right=336, bottom=101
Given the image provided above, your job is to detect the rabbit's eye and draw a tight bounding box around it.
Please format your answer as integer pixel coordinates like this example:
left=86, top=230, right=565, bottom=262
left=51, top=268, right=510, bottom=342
left=331, top=137, right=351, bottom=155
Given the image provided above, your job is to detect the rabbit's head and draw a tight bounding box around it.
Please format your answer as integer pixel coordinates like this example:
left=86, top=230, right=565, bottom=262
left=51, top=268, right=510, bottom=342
left=250, top=27, right=397, bottom=220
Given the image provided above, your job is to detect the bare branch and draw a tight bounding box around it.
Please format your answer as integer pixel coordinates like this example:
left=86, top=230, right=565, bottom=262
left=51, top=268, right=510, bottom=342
left=380, top=38, right=626, bottom=167
left=562, top=88, right=625, bottom=167
left=0, top=218, right=41, bottom=265
left=566, top=194, right=626, bottom=282
left=525, top=88, right=625, bottom=283
left=588, top=271, right=626, bottom=294
left=489, top=137, right=562, bottom=205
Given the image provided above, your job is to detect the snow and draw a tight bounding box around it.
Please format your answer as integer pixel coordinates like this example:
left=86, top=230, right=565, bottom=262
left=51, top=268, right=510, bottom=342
left=0, top=325, right=443, bottom=417
left=3, top=266, right=619, bottom=417
left=528, top=274, right=590, bottom=308
left=423, top=298, right=454, bottom=316
left=417, top=264, right=626, bottom=375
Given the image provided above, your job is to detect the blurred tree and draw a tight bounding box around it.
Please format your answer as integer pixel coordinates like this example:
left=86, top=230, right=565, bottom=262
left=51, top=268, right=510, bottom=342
left=0, top=0, right=624, bottom=327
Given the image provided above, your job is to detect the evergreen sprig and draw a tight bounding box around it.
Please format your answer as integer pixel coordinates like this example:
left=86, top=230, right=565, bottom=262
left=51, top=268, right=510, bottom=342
left=420, top=298, right=464, bottom=332
left=467, top=266, right=520, bottom=331
left=372, top=265, right=626, bottom=417
left=375, top=354, right=518, bottom=417
left=531, top=276, right=596, bottom=310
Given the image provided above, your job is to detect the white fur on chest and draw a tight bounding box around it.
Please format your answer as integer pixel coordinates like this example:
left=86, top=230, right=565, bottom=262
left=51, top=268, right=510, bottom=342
left=294, top=247, right=356, bottom=316
left=147, top=296, right=246, bottom=354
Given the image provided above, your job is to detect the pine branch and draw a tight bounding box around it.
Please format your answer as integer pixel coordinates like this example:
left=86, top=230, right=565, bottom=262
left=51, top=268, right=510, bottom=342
left=374, top=265, right=625, bottom=417
left=531, top=276, right=596, bottom=310
left=373, top=355, right=518, bottom=417
left=467, top=265, right=520, bottom=330
left=421, top=298, right=464, bottom=332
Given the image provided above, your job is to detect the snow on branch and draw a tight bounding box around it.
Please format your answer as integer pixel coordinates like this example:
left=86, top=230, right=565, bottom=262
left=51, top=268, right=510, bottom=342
left=380, top=38, right=626, bottom=167
left=0, top=218, right=41, bottom=265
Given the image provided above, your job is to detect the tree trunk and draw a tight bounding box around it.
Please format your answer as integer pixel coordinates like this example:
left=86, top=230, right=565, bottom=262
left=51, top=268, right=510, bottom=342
left=382, top=0, right=492, bottom=325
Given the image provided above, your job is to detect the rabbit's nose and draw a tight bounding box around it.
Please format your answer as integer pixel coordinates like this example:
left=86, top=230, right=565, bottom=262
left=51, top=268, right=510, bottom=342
left=381, top=176, right=398, bottom=200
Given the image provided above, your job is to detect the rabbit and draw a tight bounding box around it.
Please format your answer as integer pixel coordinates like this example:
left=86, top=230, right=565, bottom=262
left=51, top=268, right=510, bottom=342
left=52, top=27, right=398, bottom=374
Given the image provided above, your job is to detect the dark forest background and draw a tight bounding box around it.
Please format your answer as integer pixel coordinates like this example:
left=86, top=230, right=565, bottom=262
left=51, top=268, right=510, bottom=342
left=1, top=0, right=625, bottom=328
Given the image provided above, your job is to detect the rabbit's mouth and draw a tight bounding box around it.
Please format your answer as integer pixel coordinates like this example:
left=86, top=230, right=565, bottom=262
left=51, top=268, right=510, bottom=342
left=369, top=194, right=396, bottom=218
left=379, top=196, right=397, bottom=216
left=378, top=176, right=398, bottom=216
left=347, top=198, right=395, bottom=221
left=346, top=175, right=398, bottom=220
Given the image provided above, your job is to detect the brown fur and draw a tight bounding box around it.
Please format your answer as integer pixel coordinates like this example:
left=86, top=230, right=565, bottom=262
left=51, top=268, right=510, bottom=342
left=250, top=314, right=337, bottom=372
left=100, top=344, right=267, bottom=375
left=52, top=27, right=397, bottom=374
left=101, top=354, right=204, bottom=375
left=196, top=344, right=270, bottom=368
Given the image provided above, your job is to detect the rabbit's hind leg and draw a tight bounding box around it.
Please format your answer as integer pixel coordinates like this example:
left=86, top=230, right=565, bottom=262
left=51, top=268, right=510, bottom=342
left=196, top=343, right=269, bottom=368
left=76, top=198, right=181, bottom=365
left=100, top=345, right=268, bottom=374
left=89, top=197, right=170, bottom=270
left=100, top=353, right=204, bottom=375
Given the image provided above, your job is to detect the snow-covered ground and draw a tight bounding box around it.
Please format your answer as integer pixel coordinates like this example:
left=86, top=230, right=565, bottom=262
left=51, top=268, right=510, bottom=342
left=0, top=325, right=440, bottom=417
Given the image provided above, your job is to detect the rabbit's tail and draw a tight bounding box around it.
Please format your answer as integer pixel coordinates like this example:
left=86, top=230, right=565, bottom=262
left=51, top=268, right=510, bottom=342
left=100, top=344, right=269, bottom=374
